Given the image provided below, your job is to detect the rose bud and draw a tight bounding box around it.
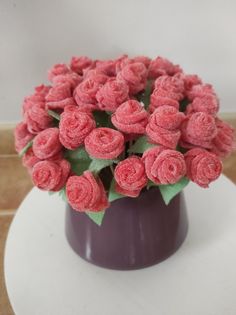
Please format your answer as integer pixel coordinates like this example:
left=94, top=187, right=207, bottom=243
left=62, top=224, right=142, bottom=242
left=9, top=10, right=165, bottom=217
left=32, top=159, right=70, bottom=191
left=70, top=56, right=93, bottom=74
left=184, top=148, right=222, bottom=187
left=96, top=59, right=117, bottom=76
left=117, top=62, right=148, bottom=95
left=85, top=127, right=124, bottom=159
left=148, top=56, right=182, bottom=79
left=59, top=109, right=96, bottom=149
left=14, top=122, right=34, bottom=153
left=186, top=83, right=216, bottom=101
left=23, top=148, right=40, bottom=171
left=34, top=84, right=51, bottom=97
left=45, top=82, right=76, bottom=110
left=114, top=156, right=148, bottom=197
left=96, top=79, right=129, bottom=112
left=142, top=146, right=186, bottom=185
left=211, top=119, right=235, bottom=158
left=66, top=171, right=109, bottom=212
left=154, top=74, right=185, bottom=101
left=146, top=106, right=185, bottom=149
left=149, top=91, right=179, bottom=113
left=111, top=100, right=149, bottom=134
left=48, top=63, right=71, bottom=82
left=74, top=78, right=102, bottom=110
left=182, top=74, right=202, bottom=92
left=186, top=94, right=219, bottom=116
left=52, top=72, right=82, bottom=89
left=181, top=112, right=217, bottom=149
left=22, top=94, right=46, bottom=114
left=24, top=105, right=53, bottom=134
left=33, top=128, right=62, bottom=159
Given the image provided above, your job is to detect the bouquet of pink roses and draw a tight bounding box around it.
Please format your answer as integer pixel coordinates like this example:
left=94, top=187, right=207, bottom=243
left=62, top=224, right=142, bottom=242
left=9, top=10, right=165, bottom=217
left=15, top=54, right=235, bottom=225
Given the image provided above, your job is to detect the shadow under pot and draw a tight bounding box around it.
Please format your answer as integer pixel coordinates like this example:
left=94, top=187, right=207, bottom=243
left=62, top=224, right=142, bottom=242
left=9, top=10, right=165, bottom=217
left=65, top=187, right=188, bottom=270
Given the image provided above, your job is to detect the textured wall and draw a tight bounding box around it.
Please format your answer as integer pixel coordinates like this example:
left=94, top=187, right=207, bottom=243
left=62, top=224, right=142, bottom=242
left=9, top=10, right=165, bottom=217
left=0, top=0, right=235, bottom=122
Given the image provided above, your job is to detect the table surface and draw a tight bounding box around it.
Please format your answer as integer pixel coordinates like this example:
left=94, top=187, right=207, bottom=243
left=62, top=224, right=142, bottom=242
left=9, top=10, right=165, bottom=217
left=4, top=175, right=236, bottom=315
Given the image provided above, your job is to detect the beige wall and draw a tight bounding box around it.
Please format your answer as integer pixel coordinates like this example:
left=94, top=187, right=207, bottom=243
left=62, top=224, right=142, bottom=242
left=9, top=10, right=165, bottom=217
left=0, top=0, right=235, bottom=122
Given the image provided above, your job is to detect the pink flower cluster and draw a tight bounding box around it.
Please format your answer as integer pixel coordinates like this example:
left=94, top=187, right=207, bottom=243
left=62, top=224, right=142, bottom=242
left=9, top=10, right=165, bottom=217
left=15, top=54, right=235, bottom=214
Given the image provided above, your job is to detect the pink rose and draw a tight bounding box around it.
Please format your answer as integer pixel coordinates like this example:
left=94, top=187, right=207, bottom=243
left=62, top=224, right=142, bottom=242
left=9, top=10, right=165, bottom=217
left=117, top=62, right=148, bottom=94
left=22, top=94, right=45, bottom=114
left=187, top=83, right=216, bottom=101
left=45, top=83, right=76, bottom=110
left=181, top=112, right=217, bottom=149
left=96, top=59, right=117, bottom=76
left=96, top=79, right=129, bottom=112
left=74, top=78, right=102, bottom=110
left=32, top=159, right=70, bottom=191
left=111, top=100, right=149, bottom=134
left=148, top=56, right=182, bottom=79
left=22, top=148, right=41, bottom=171
left=142, top=146, right=186, bottom=185
left=132, top=56, right=151, bottom=68
left=48, top=63, right=71, bottom=82
left=24, top=105, right=53, bottom=134
left=66, top=171, right=109, bottom=212
left=83, top=69, right=109, bottom=84
left=184, top=148, right=222, bottom=187
left=182, top=74, right=202, bottom=92
left=114, top=156, right=148, bottom=197
left=211, top=119, right=235, bottom=157
left=146, top=106, right=185, bottom=149
left=186, top=94, right=219, bottom=116
left=116, top=55, right=151, bottom=73
left=149, top=91, right=179, bottom=113
left=154, top=74, right=185, bottom=101
left=85, top=127, right=124, bottom=159
left=52, top=72, right=82, bottom=89
left=59, top=109, right=96, bottom=149
left=14, top=122, right=34, bottom=153
left=70, top=56, right=93, bottom=74
left=33, top=128, right=62, bottom=159
left=34, top=84, right=51, bottom=97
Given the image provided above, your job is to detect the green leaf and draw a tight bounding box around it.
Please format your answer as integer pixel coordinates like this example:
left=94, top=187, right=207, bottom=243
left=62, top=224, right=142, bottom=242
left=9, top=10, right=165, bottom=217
left=48, top=191, right=57, bottom=196
left=108, top=179, right=126, bottom=202
left=179, top=98, right=190, bottom=112
left=89, top=158, right=118, bottom=174
left=70, top=159, right=91, bottom=176
left=128, top=136, right=155, bottom=154
left=159, top=177, right=190, bottom=205
left=48, top=110, right=61, bottom=121
left=59, top=188, right=67, bottom=202
left=86, top=211, right=105, bottom=226
left=140, top=80, right=152, bottom=109
left=19, top=140, right=33, bottom=157
left=93, top=110, right=109, bottom=127
left=65, top=147, right=90, bottom=161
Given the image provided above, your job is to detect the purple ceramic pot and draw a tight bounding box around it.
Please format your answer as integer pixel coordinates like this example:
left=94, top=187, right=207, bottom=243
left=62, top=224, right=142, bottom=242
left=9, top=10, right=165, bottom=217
left=65, top=187, right=188, bottom=270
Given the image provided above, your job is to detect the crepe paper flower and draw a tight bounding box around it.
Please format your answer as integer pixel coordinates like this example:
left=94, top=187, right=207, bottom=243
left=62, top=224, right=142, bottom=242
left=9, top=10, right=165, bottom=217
left=48, top=63, right=71, bottom=82
left=148, top=56, right=182, bottom=79
left=117, top=62, right=148, bottom=95
left=83, top=69, right=109, bottom=84
left=181, top=112, right=217, bottom=149
left=52, top=72, right=82, bottom=89
left=96, top=79, right=129, bottom=112
left=184, top=148, right=222, bottom=187
left=32, top=159, right=70, bottom=191
left=22, top=148, right=41, bottom=171
left=182, top=74, right=202, bottom=92
left=70, top=56, right=93, bottom=74
left=111, top=100, right=149, bottom=134
left=74, top=78, right=102, bottom=109
left=24, top=105, right=53, bottom=134
left=59, top=109, right=96, bottom=149
left=146, top=106, right=184, bottom=149
left=132, top=56, right=151, bottom=69
left=34, top=84, right=51, bottom=97
left=114, top=156, right=148, bottom=197
left=14, top=122, right=34, bottom=153
left=45, top=82, right=76, bottom=110
left=85, top=127, right=125, bottom=159
left=187, top=83, right=216, bottom=101
left=154, top=74, right=185, bottom=101
left=186, top=94, right=219, bottom=116
left=211, top=119, right=236, bottom=158
left=95, top=59, right=117, bottom=76
left=142, top=146, right=186, bottom=185
left=66, top=171, right=109, bottom=212
left=33, top=128, right=62, bottom=159
left=22, top=94, right=46, bottom=114
left=149, top=92, right=179, bottom=113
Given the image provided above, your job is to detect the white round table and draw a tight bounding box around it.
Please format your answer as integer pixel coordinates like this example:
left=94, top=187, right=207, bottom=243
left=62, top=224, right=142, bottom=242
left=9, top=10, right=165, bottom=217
left=4, top=175, right=236, bottom=315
